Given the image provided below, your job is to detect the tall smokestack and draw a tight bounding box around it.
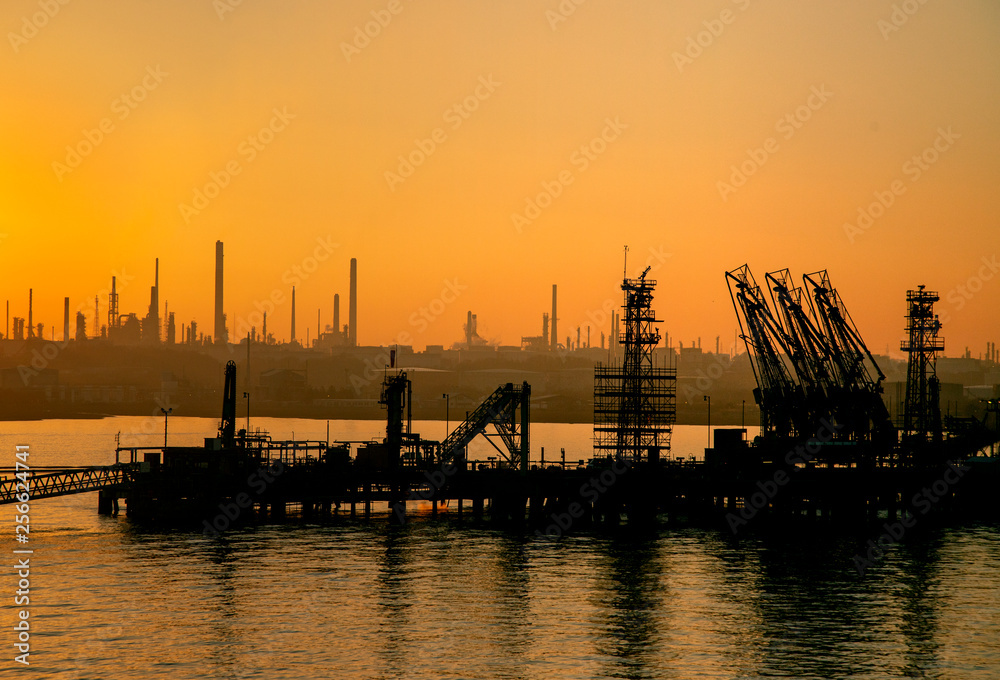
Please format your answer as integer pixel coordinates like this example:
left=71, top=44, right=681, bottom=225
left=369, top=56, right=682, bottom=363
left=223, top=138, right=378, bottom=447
left=291, top=286, right=296, bottom=343
left=109, top=276, right=118, bottom=332
left=144, top=257, right=160, bottom=344
left=348, top=258, right=358, bottom=347
left=151, top=258, right=159, bottom=342
left=550, top=284, right=557, bottom=351
left=333, top=294, right=340, bottom=337
left=542, top=312, right=549, bottom=346
left=214, top=241, right=225, bottom=343
left=63, top=297, right=69, bottom=342
left=28, top=289, right=33, bottom=339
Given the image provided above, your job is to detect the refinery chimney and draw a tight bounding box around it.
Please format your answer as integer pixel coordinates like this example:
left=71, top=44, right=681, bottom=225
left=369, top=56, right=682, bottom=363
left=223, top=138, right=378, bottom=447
left=348, top=258, right=357, bottom=347
left=214, top=241, right=225, bottom=343
left=28, top=289, right=33, bottom=339
left=146, top=258, right=160, bottom=344
left=333, top=293, right=340, bottom=337
left=550, top=285, right=557, bottom=351
left=63, top=297, right=69, bottom=342
left=291, top=286, right=296, bottom=343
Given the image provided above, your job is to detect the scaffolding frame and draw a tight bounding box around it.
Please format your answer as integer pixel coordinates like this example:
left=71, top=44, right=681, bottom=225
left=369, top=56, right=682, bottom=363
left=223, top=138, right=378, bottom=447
left=594, top=267, right=676, bottom=461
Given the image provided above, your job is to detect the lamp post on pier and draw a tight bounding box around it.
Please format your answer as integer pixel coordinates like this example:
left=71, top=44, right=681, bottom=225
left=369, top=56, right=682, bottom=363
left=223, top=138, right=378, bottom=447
left=703, top=395, right=711, bottom=449
left=161, top=407, right=172, bottom=448
left=442, top=393, right=450, bottom=439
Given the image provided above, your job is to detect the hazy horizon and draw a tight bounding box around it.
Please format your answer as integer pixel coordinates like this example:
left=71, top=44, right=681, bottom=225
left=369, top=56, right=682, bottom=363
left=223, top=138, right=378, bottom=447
left=3, top=0, right=998, bottom=357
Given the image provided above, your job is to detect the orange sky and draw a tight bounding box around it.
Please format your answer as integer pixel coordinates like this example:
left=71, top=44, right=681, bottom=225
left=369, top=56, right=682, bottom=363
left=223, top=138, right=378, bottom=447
left=1, top=0, right=998, bottom=356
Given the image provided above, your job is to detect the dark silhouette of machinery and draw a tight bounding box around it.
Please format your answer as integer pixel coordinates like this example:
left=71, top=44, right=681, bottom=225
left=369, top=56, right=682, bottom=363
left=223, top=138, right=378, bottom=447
left=219, top=360, right=237, bottom=448
left=727, top=266, right=894, bottom=463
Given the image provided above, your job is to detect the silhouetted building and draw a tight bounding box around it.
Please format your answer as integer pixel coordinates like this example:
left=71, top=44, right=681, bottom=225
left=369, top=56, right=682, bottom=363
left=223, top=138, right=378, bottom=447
left=75, top=312, right=87, bottom=342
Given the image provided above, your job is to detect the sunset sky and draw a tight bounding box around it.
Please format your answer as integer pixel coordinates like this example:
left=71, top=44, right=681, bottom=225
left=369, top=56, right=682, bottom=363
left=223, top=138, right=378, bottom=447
left=2, top=0, right=998, bottom=355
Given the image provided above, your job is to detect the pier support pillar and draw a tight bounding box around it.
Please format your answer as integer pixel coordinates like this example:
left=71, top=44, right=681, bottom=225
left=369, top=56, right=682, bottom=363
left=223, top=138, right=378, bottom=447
left=98, top=490, right=115, bottom=515
left=390, top=499, right=405, bottom=524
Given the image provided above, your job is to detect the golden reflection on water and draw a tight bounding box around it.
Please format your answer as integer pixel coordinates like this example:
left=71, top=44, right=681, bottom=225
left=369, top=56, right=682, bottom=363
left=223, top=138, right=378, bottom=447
left=2, top=417, right=999, bottom=679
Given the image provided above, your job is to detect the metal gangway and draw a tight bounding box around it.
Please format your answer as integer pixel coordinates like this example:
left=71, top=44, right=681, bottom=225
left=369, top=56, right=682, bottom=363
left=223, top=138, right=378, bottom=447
left=0, top=464, right=140, bottom=505
left=440, top=382, right=530, bottom=471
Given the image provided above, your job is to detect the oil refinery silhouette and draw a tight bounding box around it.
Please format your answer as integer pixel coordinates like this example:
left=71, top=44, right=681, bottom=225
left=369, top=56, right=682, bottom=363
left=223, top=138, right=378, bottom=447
left=0, top=254, right=997, bottom=532
left=1, top=241, right=998, bottom=429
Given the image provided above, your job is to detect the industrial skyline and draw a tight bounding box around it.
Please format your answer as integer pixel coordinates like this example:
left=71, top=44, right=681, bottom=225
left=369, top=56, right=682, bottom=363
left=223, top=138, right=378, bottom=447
left=2, top=1, right=998, bottom=356
left=3, top=238, right=1000, bottom=367
left=3, top=3, right=999, bottom=679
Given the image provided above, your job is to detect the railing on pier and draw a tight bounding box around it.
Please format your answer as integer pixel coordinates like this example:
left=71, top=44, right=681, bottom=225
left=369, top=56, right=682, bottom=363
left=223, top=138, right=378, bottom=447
left=266, top=440, right=331, bottom=465
left=0, top=464, right=141, bottom=505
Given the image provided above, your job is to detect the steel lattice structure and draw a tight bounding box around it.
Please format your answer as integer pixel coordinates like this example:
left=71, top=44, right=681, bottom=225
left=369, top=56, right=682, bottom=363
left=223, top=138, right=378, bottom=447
left=594, top=267, right=676, bottom=462
left=728, top=265, right=893, bottom=449
left=901, top=286, right=944, bottom=443
left=0, top=465, right=139, bottom=505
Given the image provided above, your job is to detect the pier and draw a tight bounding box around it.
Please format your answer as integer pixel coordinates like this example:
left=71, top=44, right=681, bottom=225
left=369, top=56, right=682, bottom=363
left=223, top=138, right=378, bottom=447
left=2, top=270, right=998, bottom=532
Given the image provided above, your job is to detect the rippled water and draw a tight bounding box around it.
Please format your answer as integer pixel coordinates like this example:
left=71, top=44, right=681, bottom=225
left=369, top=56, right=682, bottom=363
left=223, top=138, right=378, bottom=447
left=2, top=417, right=999, bottom=679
